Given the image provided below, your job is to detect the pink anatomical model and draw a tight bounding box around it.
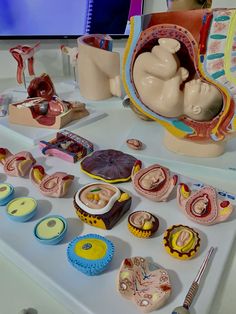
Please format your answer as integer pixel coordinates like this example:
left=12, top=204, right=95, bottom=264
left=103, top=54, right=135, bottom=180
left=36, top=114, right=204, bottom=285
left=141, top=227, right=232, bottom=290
left=30, top=165, right=74, bottom=198
left=9, top=42, right=40, bottom=85
left=131, top=161, right=178, bottom=202
left=27, top=73, right=56, bottom=101
left=177, top=183, right=234, bottom=225
left=117, top=257, right=171, bottom=312
left=0, top=148, right=36, bottom=177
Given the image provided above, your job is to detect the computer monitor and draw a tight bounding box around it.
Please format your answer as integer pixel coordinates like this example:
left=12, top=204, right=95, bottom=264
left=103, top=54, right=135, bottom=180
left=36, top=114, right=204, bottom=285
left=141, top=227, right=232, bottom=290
left=0, top=0, right=144, bottom=38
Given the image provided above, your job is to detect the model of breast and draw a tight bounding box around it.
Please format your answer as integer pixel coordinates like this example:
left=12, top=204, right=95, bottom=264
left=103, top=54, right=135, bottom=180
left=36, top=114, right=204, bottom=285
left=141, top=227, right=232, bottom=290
left=74, top=182, right=131, bottom=230
left=117, top=257, right=172, bottom=312
left=123, top=9, right=236, bottom=157
left=0, top=148, right=36, bottom=177
left=131, top=161, right=178, bottom=202
left=77, top=34, right=121, bottom=100
left=128, top=211, right=159, bottom=238
left=30, top=165, right=74, bottom=198
left=163, top=225, right=201, bottom=260
left=177, top=183, right=234, bottom=225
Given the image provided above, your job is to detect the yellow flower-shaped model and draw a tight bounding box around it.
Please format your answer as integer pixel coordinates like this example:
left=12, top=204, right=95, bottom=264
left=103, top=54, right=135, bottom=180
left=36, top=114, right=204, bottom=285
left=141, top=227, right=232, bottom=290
left=163, top=225, right=200, bottom=260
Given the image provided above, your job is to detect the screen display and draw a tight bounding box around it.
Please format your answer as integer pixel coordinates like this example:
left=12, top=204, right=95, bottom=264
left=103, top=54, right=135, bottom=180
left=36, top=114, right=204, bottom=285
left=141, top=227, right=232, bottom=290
left=0, top=0, right=144, bottom=37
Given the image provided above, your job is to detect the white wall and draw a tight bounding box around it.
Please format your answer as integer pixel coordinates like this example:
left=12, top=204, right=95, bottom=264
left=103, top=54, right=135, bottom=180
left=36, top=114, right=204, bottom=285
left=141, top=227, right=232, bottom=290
left=0, top=0, right=235, bottom=82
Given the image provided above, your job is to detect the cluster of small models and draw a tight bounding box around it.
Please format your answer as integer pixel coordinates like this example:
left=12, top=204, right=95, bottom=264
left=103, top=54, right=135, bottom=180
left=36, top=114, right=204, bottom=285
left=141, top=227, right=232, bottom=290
left=0, top=146, right=234, bottom=313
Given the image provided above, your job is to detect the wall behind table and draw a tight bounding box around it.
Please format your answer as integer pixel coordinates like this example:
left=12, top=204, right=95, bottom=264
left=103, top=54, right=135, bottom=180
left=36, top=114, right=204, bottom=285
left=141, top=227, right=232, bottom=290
left=0, top=0, right=235, bottom=83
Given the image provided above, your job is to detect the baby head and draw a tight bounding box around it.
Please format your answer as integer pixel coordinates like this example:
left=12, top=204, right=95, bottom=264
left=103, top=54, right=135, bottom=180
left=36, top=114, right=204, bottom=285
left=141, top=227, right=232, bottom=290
left=167, top=0, right=212, bottom=11
left=183, top=79, right=223, bottom=121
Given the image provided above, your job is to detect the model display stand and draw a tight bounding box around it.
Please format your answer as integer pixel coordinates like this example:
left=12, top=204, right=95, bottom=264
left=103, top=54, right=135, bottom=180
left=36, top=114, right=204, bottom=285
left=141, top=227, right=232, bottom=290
left=0, top=147, right=235, bottom=314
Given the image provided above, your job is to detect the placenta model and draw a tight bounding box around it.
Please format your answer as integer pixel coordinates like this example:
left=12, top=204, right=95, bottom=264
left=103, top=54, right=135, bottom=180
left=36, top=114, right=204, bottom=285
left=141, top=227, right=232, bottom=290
left=123, top=9, right=236, bottom=157
left=9, top=42, right=40, bottom=85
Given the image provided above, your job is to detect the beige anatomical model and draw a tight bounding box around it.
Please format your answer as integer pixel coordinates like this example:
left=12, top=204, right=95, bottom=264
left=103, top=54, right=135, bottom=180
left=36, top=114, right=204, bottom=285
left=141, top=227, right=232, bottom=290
left=77, top=34, right=121, bottom=100
left=133, top=38, right=223, bottom=122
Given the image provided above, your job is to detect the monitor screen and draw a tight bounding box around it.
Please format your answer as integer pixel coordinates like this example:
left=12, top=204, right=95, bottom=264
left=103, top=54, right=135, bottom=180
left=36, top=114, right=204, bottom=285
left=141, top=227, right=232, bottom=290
left=0, top=0, right=144, bottom=38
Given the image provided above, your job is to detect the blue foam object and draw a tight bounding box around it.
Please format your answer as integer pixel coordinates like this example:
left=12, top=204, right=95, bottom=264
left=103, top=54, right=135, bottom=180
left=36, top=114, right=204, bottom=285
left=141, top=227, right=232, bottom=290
left=34, top=215, right=68, bottom=245
left=67, top=234, right=115, bottom=276
left=0, top=183, right=14, bottom=206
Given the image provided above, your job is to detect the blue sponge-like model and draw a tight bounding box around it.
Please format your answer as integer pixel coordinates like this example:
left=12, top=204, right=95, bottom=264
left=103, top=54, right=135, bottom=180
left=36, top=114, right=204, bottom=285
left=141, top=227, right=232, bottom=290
left=67, top=233, right=114, bottom=276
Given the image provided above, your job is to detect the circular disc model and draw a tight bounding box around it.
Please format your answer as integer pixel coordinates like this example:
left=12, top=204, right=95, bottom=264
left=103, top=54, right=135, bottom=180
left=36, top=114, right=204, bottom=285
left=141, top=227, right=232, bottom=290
left=80, top=149, right=137, bottom=183
left=34, top=215, right=67, bottom=244
left=0, top=183, right=14, bottom=206
left=67, top=234, right=114, bottom=276
left=6, top=197, right=37, bottom=222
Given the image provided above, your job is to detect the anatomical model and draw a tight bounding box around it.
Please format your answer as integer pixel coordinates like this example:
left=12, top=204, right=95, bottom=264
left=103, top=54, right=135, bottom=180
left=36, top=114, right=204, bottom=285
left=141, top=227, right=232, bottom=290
left=77, top=34, right=121, bottom=100
left=123, top=9, right=236, bottom=157
left=9, top=42, right=40, bottom=86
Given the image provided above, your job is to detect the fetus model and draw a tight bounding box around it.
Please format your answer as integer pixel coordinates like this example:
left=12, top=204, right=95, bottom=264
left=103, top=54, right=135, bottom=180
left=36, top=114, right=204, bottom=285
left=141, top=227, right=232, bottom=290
left=123, top=9, right=236, bottom=157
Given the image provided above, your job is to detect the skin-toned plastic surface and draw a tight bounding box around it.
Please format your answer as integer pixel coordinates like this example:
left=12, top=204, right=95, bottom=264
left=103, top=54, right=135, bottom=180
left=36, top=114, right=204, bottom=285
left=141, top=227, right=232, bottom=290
left=77, top=34, right=121, bottom=100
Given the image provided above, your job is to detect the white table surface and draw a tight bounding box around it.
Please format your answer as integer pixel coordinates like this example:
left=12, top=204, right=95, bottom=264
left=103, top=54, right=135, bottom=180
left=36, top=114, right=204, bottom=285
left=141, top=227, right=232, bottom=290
left=0, top=80, right=236, bottom=314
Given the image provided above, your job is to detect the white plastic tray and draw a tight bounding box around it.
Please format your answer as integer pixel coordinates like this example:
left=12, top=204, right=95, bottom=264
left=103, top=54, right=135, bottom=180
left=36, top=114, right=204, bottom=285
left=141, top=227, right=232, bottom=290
left=0, top=147, right=235, bottom=314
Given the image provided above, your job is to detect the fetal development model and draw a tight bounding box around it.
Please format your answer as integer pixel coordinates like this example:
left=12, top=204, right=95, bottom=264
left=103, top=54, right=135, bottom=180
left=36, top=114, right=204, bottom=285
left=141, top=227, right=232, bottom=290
left=133, top=38, right=223, bottom=122
left=123, top=9, right=236, bottom=157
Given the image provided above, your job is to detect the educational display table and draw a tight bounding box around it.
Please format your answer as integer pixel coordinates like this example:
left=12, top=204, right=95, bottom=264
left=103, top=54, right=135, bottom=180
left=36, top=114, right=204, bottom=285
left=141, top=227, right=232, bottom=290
left=0, top=83, right=236, bottom=314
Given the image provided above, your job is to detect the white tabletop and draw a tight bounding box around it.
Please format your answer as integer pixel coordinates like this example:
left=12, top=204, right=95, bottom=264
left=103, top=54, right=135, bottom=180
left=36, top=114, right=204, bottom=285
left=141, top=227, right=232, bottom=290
left=0, top=80, right=235, bottom=314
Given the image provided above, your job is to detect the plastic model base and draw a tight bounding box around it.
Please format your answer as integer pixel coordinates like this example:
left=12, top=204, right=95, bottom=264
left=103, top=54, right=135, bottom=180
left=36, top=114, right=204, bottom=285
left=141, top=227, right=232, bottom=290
left=122, top=123, right=236, bottom=181
left=0, top=109, right=106, bottom=145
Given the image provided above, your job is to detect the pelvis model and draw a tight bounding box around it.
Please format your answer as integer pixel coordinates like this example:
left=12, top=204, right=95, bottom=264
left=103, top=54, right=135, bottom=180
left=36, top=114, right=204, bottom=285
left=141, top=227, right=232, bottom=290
left=123, top=9, right=236, bottom=157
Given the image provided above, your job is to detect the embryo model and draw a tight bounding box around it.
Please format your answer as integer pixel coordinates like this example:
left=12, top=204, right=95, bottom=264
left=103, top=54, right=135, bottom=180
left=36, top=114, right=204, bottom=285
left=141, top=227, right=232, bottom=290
left=123, top=9, right=236, bottom=157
